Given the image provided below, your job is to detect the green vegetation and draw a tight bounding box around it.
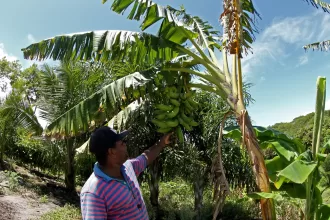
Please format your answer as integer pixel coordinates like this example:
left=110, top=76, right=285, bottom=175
left=39, top=204, right=81, bottom=220
left=0, top=1, right=329, bottom=220
left=272, top=111, right=330, bottom=150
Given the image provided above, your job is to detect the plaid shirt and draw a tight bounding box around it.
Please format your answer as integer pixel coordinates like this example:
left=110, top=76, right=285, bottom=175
left=80, top=155, right=148, bottom=220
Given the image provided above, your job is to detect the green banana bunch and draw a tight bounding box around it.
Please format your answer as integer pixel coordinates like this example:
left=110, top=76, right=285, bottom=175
left=152, top=85, right=200, bottom=143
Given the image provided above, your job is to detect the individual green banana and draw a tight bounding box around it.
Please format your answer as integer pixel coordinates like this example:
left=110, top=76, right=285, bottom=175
left=167, top=106, right=180, bottom=118
left=155, top=104, right=174, bottom=111
left=189, top=119, right=198, bottom=127
left=154, top=109, right=166, bottom=115
left=176, top=126, right=184, bottom=143
left=157, top=127, right=172, bottom=133
left=152, top=119, right=169, bottom=128
left=187, top=98, right=199, bottom=108
left=165, top=119, right=179, bottom=128
left=170, top=99, right=181, bottom=107
left=184, top=107, right=192, bottom=115
left=178, top=116, right=192, bottom=131
left=180, top=112, right=192, bottom=124
left=155, top=113, right=167, bottom=120
left=169, top=92, right=180, bottom=99
left=183, top=101, right=194, bottom=112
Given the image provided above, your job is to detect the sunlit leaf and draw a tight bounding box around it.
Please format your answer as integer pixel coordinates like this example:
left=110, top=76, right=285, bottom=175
left=45, top=71, right=155, bottom=138
left=278, top=159, right=317, bottom=184
left=22, top=30, right=181, bottom=66
left=247, top=192, right=282, bottom=200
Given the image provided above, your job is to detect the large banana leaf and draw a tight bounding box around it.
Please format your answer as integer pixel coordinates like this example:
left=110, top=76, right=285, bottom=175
left=76, top=99, right=148, bottom=154
left=45, top=71, right=155, bottom=138
left=102, top=0, right=220, bottom=47
left=22, top=30, right=181, bottom=65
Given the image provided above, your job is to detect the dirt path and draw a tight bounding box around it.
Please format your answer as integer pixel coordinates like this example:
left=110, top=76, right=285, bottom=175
left=0, top=162, right=80, bottom=220
left=0, top=195, right=59, bottom=220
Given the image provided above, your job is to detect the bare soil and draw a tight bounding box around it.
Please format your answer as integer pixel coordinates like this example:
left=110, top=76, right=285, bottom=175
left=0, top=195, right=58, bottom=220
left=0, top=161, right=80, bottom=220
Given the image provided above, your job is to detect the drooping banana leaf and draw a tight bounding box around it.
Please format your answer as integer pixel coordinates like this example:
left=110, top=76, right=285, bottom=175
left=45, top=71, right=155, bottom=138
left=305, top=0, right=330, bottom=12
left=304, top=40, right=330, bottom=52
left=21, top=30, right=182, bottom=66
left=102, top=0, right=220, bottom=47
left=75, top=99, right=148, bottom=154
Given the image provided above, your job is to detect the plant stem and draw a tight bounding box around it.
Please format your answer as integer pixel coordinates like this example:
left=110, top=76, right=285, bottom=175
left=163, top=68, right=219, bottom=86
left=236, top=109, right=276, bottom=220
left=175, top=46, right=226, bottom=83
left=231, top=55, right=238, bottom=100
left=222, top=49, right=232, bottom=84
left=237, top=55, right=244, bottom=107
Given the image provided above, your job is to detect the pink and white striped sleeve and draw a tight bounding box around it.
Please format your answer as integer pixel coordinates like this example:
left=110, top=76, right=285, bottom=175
left=129, top=154, right=148, bottom=176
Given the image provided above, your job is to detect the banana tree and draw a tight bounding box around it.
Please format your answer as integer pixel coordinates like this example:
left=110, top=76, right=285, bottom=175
left=21, top=0, right=274, bottom=218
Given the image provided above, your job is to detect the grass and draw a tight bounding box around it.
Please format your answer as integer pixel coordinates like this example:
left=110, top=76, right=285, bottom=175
left=39, top=204, right=81, bottom=220
left=40, top=195, right=49, bottom=203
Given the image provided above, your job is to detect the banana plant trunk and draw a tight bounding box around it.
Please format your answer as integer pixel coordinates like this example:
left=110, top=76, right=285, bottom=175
left=148, top=157, right=161, bottom=217
left=236, top=109, right=275, bottom=220
left=0, top=143, right=4, bottom=170
left=64, top=138, right=76, bottom=192
left=194, top=168, right=208, bottom=220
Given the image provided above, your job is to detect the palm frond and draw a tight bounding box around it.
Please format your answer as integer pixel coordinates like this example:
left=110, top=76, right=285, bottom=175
left=305, top=0, right=330, bottom=12
left=0, top=93, right=43, bottom=135
left=303, top=40, right=330, bottom=51
left=103, top=0, right=220, bottom=46
left=45, top=71, right=155, bottom=138
left=22, top=30, right=181, bottom=65
left=36, top=64, right=69, bottom=123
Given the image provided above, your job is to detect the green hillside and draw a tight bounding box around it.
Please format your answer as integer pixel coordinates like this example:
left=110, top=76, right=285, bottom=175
left=271, top=110, right=330, bottom=148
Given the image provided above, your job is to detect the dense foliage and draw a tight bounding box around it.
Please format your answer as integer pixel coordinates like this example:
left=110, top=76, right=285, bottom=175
left=272, top=110, right=330, bottom=150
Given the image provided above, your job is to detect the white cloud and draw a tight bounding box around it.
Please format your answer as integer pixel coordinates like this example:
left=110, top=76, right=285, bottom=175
left=0, top=43, right=17, bottom=61
left=27, top=34, right=36, bottom=44
left=296, top=54, right=309, bottom=67
left=241, top=11, right=324, bottom=76
left=326, top=99, right=330, bottom=110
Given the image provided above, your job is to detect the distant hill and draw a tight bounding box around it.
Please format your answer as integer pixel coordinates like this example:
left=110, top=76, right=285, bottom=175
left=271, top=110, right=330, bottom=148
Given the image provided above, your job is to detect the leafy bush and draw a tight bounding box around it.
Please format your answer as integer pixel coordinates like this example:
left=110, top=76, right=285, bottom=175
left=2, top=170, right=20, bottom=190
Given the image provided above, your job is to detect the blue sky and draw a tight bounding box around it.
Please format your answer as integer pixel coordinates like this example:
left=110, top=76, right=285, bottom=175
left=0, top=0, right=330, bottom=127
